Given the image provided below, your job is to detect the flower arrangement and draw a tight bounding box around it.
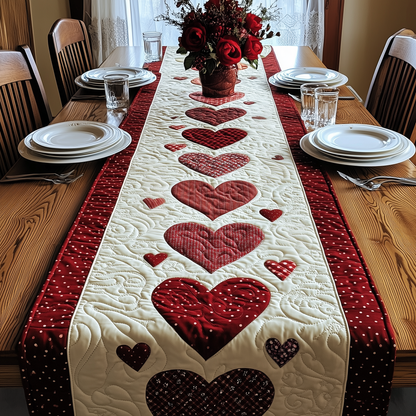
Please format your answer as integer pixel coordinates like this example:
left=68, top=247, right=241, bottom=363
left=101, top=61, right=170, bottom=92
left=157, top=0, right=280, bottom=74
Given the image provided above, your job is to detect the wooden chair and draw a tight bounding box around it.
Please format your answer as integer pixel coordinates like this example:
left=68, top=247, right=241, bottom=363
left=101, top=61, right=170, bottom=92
left=365, top=29, right=416, bottom=144
left=48, top=18, right=94, bottom=107
left=0, top=45, right=52, bottom=177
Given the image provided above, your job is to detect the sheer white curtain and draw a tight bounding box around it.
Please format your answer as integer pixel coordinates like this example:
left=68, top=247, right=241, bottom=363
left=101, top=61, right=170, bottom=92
left=88, top=0, right=325, bottom=65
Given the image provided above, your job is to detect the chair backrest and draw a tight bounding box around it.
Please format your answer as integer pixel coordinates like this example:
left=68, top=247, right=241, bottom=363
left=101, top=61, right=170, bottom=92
left=48, top=18, right=94, bottom=106
left=0, top=45, right=52, bottom=177
left=365, top=29, right=416, bottom=140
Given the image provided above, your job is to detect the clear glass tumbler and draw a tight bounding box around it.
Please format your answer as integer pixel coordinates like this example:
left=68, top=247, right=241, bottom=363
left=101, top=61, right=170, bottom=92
left=300, top=83, right=328, bottom=130
left=103, top=74, right=129, bottom=110
left=143, top=31, right=162, bottom=63
left=314, top=86, right=340, bottom=129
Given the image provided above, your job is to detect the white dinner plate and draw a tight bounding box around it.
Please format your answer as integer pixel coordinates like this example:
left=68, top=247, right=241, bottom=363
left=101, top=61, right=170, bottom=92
left=315, top=124, right=401, bottom=154
left=83, top=66, right=149, bottom=82
left=31, top=121, right=115, bottom=150
left=275, top=71, right=344, bottom=86
left=81, top=69, right=153, bottom=86
left=281, top=67, right=340, bottom=83
left=75, top=73, right=157, bottom=91
left=25, top=126, right=123, bottom=157
left=300, top=131, right=415, bottom=167
left=309, top=129, right=410, bottom=160
left=19, top=131, right=132, bottom=164
left=269, top=74, right=348, bottom=90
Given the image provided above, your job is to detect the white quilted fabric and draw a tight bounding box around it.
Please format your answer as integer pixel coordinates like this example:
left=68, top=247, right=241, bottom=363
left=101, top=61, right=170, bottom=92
left=68, top=47, right=350, bottom=415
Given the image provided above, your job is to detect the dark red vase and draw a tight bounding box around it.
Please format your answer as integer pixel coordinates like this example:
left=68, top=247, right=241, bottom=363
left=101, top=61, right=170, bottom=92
left=199, top=65, right=238, bottom=97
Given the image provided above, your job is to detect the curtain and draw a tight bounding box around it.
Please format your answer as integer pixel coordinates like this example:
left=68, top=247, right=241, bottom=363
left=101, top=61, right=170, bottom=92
left=87, top=0, right=325, bottom=66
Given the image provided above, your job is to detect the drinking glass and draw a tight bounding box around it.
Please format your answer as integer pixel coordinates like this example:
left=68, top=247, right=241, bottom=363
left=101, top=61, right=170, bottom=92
left=143, top=31, right=162, bottom=62
left=103, top=74, right=129, bottom=110
left=300, top=83, right=328, bottom=130
left=314, top=86, right=340, bottom=129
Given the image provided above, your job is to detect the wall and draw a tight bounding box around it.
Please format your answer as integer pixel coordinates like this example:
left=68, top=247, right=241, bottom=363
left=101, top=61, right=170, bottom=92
left=29, top=0, right=71, bottom=116
left=339, top=0, right=416, bottom=102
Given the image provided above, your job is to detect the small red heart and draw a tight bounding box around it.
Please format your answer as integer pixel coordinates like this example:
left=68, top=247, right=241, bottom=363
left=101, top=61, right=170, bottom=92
left=165, top=143, right=187, bottom=152
left=260, top=209, right=283, bottom=222
left=264, top=260, right=297, bottom=281
left=143, top=198, right=165, bottom=209
left=244, top=101, right=256, bottom=105
left=252, top=116, right=267, bottom=120
left=174, top=76, right=188, bottom=80
left=272, top=155, right=284, bottom=160
left=169, top=125, right=186, bottom=130
left=189, top=92, right=245, bottom=107
left=144, top=252, right=168, bottom=267
left=265, top=338, right=299, bottom=368
left=116, top=343, right=150, bottom=372
left=182, top=128, right=247, bottom=150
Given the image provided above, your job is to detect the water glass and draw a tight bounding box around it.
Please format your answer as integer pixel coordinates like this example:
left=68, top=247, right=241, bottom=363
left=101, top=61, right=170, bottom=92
left=103, top=74, right=129, bottom=110
left=300, top=83, right=328, bottom=130
left=314, top=86, right=340, bottom=129
left=143, top=31, right=162, bottom=62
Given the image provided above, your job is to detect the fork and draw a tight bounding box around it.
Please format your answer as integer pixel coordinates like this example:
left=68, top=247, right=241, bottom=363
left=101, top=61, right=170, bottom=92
left=0, top=173, right=84, bottom=184
left=337, top=171, right=416, bottom=189
left=4, top=169, right=76, bottom=180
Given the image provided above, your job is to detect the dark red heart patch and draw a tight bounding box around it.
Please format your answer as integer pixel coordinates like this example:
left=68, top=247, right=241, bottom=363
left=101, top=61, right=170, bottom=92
left=144, top=252, right=168, bottom=267
left=146, top=368, right=274, bottom=415
left=264, top=260, right=296, bottom=280
left=164, top=223, right=264, bottom=273
left=143, top=198, right=165, bottom=209
left=182, top=128, right=247, bottom=149
left=172, top=180, right=257, bottom=220
left=116, top=343, right=150, bottom=372
left=189, top=91, right=245, bottom=106
left=185, top=107, right=247, bottom=126
left=260, top=209, right=283, bottom=222
left=265, top=338, right=299, bottom=367
left=178, top=152, right=250, bottom=177
left=164, top=143, right=187, bottom=152
left=152, top=278, right=270, bottom=359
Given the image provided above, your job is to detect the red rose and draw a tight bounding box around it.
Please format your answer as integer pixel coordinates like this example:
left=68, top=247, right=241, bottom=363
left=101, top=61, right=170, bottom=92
left=243, top=35, right=263, bottom=60
left=181, top=22, right=207, bottom=52
left=216, top=35, right=242, bottom=66
left=244, top=13, right=262, bottom=36
left=205, top=0, right=220, bottom=8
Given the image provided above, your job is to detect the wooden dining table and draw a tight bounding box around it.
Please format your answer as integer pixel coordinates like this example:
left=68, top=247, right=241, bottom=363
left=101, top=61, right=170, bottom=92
left=1, top=45, right=416, bottom=391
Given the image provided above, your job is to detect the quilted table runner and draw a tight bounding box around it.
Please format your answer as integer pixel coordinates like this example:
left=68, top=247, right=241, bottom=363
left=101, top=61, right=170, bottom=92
left=19, top=47, right=395, bottom=416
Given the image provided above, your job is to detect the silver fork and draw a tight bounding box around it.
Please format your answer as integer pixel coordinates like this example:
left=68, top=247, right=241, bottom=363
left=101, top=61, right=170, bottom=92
left=4, top=169, right=76, bottom=180
left=0, top=173, right=83, bottom=184
left=338, top=171, right=416, bottom=189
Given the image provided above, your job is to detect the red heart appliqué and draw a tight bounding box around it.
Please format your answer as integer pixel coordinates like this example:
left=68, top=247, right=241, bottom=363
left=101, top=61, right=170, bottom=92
left=260, top=209, right=283, bottom=222
left=272, top=155, right=284, bottom=160
left=169, top=125, right=186, bottom=130
left=116, top=343, right=151, bottom=372
left=152, top=278, right=270, bottom=359
left=178, top=152, right=250, bottom=178
left=185, top=107, right=247, bottom=126
left=189, top=91, right=245, bottom=106
left=164, top=223, right=264, bottom=273
left=143, top=198, right=165, bottom=209
left=264, top=260, right=297, bottom=281
left=146, top=368, right=274, bottom=414
left=182, top=128, right=247, bottom=150
left=172, top=180, right=257, bottom=220
left=165, top=143, right=187, bottom=152
left=265, top=338, right=299, bottom=368
left=144, top=252, right=168, bottom=267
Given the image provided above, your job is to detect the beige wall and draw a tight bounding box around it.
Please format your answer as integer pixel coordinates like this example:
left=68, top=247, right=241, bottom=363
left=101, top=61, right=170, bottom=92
left=30, top=0, right=70, bottom=116
left=339, top=0, right=416, bottom=102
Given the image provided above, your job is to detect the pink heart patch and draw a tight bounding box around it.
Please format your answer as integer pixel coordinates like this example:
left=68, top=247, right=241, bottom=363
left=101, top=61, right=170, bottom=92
left=169, top=125, right=186, bottom=130
left=260, top=209, right=283, bottom=222
left=116, top=343, right=150, bottom=372
left=185, top=107, right=247, bottom=126
left=189, top=91, right=245, bottom=106
left=172, top=180, right=257, bottom=220
left=165, top=143, right=187, bottom=152
left=152, top=278, right=270, bottom=359
left=143, top=198, right=165, bottom=209
left=178, top=152, right=250, bottom=177
left=182, top=128, right=247, bottom=150
left=146, top=368, right=274, bottom=414
left=144, top=252, right=168, bottom=267
left=264, top=260, right=297, bottom=280
left=265, top=338, right=299, bottom=367
left=164, top=222, right=264, bottom=273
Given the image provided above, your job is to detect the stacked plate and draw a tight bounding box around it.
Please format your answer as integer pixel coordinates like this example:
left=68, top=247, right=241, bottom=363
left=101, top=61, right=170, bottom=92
left=269, top=67, right=348, bottom=90
left=75, top=66, right=156, bottom=90
left=300, top=124, right=415, bottom=167
left=18, top=121, right=132, bottom=164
